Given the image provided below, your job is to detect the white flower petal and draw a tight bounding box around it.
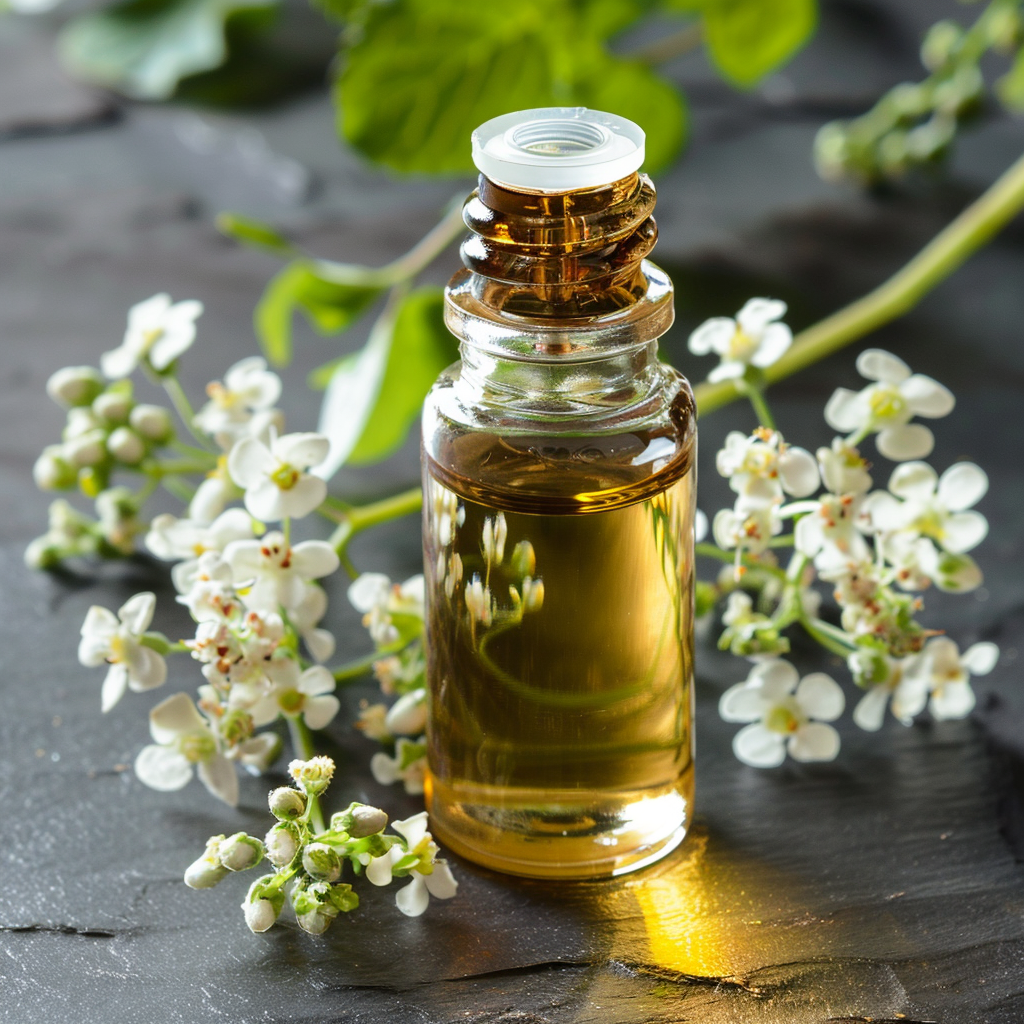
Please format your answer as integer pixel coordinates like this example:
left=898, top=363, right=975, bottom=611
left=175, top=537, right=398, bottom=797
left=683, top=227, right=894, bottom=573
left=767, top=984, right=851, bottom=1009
left=891, top=676, right=929, bottom=725
left=365, top=854, right=394, bottom=886
left=733, top=723, right=787, bottom=768
left=393, top=812, right=429, bottom=848
left=887, top=461, right=937, bottom=502
left=304, top=628, right=336, bottom=664
left=688, top=318, right=735, bottom=356
left=126, top=645, right=167, bottom=691
left=750, top=659, right=800, bottom=700
left=127, top=292, right=171, bottom=328
left=291, top=541, right=340, bottom=580
left=778, top=447, right=819, bottom=498
left=244, top=479, right=288, bottom=522
left=395, top=877, right=430, bottom=917
left=877, top=423, right=934, bottom=461
left=824, top=388, right=865, bottom=432
left=942, top=511, right=988, bottom=553
left=424, top=861, right=458, bottom=900
left=117, top=592, right=156, bottom=634
left=302, top=695, right=340, bottom=731
left=737, top=298, right=786, bottom=335
left=100, top=345, right=138, bottom=380
left=349, top=573, right=392, bottom=613
left=787, top=722, right=840, bottom=762
left=273, top=432, right=331, bottom=470
left=930, top=681, right=976, bottom=722
left=694, top=509, right=708, bottom=542
left=719, top=682, right=766, bottom=723
left=135, top=744, right=193, bottom=791
left=750, top=322, right=792, bottom=367
left=853, top=686, right=890, bottom=732
left=858, top=491, right=904, bottom=532
left=277, top=475, right=327, bottom=520
left=149, top=692, right=207, bottom=744
left=370, top=751, right=401, bottom=785
left=223, top=539, right=263, bottom=580
left=795, top=673, right=844, bottom=722
left=857, top=348, right=910, bottom=384
left=901, top=374, right=955, bottom=418
left=961, top=642, right=999, bottom=676
left=298, top=665, right=336, bottom=697
left=198, top=755, right=239, bottom=806
left=937, top=463, right=988, bottom=512
left=794, top=514, right=824, bottom=558
left=189, top=477, right=232, bottom=524
left=707, top=361, right=746, bottom=383
left=101, top=663, right=130, bottom=712
left=150, top=326, right=195, bottom=370
left=228, top=438, right=275, bottom=489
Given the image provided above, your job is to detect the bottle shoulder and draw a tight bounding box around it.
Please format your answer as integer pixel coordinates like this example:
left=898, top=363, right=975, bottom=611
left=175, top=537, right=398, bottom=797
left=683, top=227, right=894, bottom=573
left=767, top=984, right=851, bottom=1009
left=422, top=364, right=696, bottom=513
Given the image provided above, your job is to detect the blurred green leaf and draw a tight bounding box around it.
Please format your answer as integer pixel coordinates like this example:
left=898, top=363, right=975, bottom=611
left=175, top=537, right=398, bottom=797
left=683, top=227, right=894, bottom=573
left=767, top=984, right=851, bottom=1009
left=335, top=0, right=687, bottom=174
left=702, top=0, right=817, bottom=88
left=317, top=288, right=458, bottom=474
left=255, top=262, right=385, bottom=366
left=217, top=213, right=295, bottom=255
left=997, top=48, right=1024, bottom=112
left=59, top=0, right=277, bottom=100
left=307, top=356, right=350, bottom=391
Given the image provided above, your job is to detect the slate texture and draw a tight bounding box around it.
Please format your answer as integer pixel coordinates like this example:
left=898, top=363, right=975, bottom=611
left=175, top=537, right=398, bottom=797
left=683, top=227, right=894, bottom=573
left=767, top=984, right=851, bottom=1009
left=2, top=1, right=1024, bottom=1021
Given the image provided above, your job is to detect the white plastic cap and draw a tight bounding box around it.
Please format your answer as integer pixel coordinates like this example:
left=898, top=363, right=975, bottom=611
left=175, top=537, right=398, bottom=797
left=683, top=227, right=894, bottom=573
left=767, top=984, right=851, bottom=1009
left=472, top=107, right=645, bottom=192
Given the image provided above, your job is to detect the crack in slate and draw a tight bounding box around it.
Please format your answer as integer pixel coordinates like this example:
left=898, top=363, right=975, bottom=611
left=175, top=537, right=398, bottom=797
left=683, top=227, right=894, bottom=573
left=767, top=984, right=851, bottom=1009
left=0, top=923, right=116, bottom=937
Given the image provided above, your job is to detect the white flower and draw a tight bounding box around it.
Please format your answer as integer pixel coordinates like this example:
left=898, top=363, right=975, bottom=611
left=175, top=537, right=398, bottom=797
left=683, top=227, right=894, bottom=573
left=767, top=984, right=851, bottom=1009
left=357, top=702, right=391, bottom=741
left=101, top=294, right=204, bottom=378
left=860, top=461, right=988, bottom=554
left=849, top=649, right=927, bottom=730
left=384, top=688, right=428, bottom=736
left=188, top=609, right=284, bottom=689
left=290, top=583, right=336, bottom=663
left=227, top=431, right=329, bottom=521
left=482, top=513, right=508, bottom=565
left=95, top=486, right=143, bottom=554
left=79, top=593, right=167, bottom=712
left=824, top=349, right=954, bottom=460
left=348, top=573, right=425, bottom=646
left=716, top=428, right=818, bottom=505
left=370, top=737, right=426, bottom=794
left=223, top=532, right=339, bottom=615
left=817, top=437, right=872, bottom=496
left=712, top=504, right=781, bottom=556
left=719, top=659, right=845, bottom=767
left=695, top=509, right=709, bottom=542
left=174, top=552, right=240, bottom=620
left=194, top=357, right=283, bottom=444
left=427, top=479, right=465, bottom=547
left=688, top=298, right=792, bottom=382
left=364, top=812, right=458, bottom=917
left=912, top=637, right=999, bottom=722
left=249, top=662, right=340, bottom=731
left=134, top=693, right=238, bottom=805
left=146, top=508, right=254, bottom=565
left=464, top=574, right=494, bottom=626
left=188, top=458, right=241, bottom=525
left=794, top=493, right=872, bottom=572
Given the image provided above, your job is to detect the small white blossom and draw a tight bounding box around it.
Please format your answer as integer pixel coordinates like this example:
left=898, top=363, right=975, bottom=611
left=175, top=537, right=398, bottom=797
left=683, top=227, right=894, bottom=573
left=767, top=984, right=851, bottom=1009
left=194, top=357, right=283, bottom=445
left=174, top=552, right=240, bottom=620
left=348, top=573, right=425, bottom=646
left=688, top=298, right=792, bottom=382
left=249, top=662, right=340, bottom=731
left=817, top=437, right=872, bottom=495
left=357, top=702, right=391, bottom=741
left=370, top=737, right=426, bottom=794
left=794, top=493, right=871, bottom=572
left=717, top=428, right=818, bottom=505
left=712, top=504, right=781, bottom=556
left=464, top=574, right=494, bottom=626
left=913, top=637, right=999, bottom=722
left=134, top=692, right=238, bottom=805
left=46, top=366, right=104, bottom=408
left=129, top=404, right=173, bottom=443
left=719, top=659, right=844, bottom=767
left=79, top=592, right=167, bottom=711
left=228, top=431, right=329, bottom=521
left=101, top=293, right=204, bottom=378
left=96, top=486, right=143, bottom=554
left=824, top=349, right=954, bottom=460
left=384, top=688, right=428, bottom=736
left=146, top=508, right=254, bottom=571
left=849, top=648, right=927, bottom=730
left=481, top=513, right=508, bottom=565
left=223, top=532, right=339, bottom=615
left=695, top=509, right=709, bottom=542
left=364, top=812, right=458, bottom=917
left=290, top=583, right=336, bottom=663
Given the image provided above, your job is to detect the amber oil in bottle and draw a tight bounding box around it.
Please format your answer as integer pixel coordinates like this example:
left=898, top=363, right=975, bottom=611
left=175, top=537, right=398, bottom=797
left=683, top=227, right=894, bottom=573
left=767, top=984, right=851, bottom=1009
left=421, top=109, right=696, bottom=879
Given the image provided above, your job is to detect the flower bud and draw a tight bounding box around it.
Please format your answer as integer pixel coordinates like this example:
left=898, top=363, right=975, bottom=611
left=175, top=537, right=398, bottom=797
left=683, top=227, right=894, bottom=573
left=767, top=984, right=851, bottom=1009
left=522, top=576, right=545, bottom=613
left=24, top=535, right=62, bottom=570
left=218, top=832, right=264, bottom=872
left=296, top=909, right=333, bottom=935
left=184, top=836, right=229, bottom=889
left=220, top=709, right=254, bottom=746
left=264, top=822, right=301, bottom=868
left=46, top=366, right=104, bottom=407
left=385, top=689, right=427, bottom=736
left=302, top=842, right=342, bottom=882
left=510, top=540, right=536, bottom=578
left=848, top=646, right=890, bottom=689
left=292, top=881, right=339, bottom=934
left=242, top=875, right=285, bottom=934
left=93, top=390, right=133, bottom=425
left=107, top=427, right=145, bottom=465
left=921, top=20, right=962, bottom=71
left=49, top=498, right=92, bottom=540
left=33, top=446, right=76, bottom=490
left=268, top=785, right=306, bottom=820
left=64, top=430, right=108, bottom=469
left=130, top=404, right=173, bottom=443
left=288, top=756, right=335, bottom=795
left=332, top=802, right=388, bottom=839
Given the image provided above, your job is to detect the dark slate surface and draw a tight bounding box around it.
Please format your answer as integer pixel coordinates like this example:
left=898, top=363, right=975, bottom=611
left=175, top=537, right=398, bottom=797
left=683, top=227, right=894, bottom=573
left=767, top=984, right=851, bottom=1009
left=3, top=2, right=1024, bottom=1021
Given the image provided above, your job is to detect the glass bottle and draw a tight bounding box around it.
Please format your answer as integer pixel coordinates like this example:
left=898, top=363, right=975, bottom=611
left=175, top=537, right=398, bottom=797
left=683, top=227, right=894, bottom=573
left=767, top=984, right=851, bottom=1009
left=420, top=108, right=696, bottom=879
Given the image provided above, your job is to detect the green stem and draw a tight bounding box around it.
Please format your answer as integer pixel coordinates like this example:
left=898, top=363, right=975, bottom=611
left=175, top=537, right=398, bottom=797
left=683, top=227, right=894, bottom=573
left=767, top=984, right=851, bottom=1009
left=695, top=542, right=788, bottom=580
left=332, top=649, right=388, bottom=682
left=161, top=375, right=212, bottom=449
left=287, top=716, right=325, bottom=833
left=743, top=383, right=776, bottom=429
left=801, top=615, right=858, bottom=658
left=150, top=456, right=218, bottom=478
left=693, top=148, right=1024, bottom=417
left=329, top=486, right=424, bottom=561
left=161, top=476, right=196, bottom=503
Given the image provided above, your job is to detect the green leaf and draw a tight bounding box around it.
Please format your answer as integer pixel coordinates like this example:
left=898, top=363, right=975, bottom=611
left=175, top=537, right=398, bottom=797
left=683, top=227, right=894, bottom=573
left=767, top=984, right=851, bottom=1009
left=255, top=262, right=384, bottom=366
left=58, top=0, right=277, bottom=100
left=317, top=287, right=458, bottom=474
left=701, top=0, right=817, bottom=88
left=335, top=0, right=686, bottom=174
left=216, top=213, right=295, bottom=256
left=997, top=48, right=1024, bottom=113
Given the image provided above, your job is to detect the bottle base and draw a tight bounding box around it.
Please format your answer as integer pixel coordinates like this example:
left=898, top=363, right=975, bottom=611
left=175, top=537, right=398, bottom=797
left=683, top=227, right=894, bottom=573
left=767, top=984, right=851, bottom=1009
left=425, top=773, right=692, bottom=880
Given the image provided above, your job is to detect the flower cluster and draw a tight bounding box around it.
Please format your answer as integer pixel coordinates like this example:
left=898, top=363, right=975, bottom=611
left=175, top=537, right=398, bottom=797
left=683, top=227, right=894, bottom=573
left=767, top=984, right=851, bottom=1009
left=185, top=757, right=457, bottom=931
left=690, top=300, right=998, bottom=768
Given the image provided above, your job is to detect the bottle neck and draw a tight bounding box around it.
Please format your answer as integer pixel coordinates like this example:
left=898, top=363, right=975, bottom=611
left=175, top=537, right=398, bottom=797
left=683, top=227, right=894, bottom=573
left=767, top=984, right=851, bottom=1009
left=444, top=172, right=675, bottom=409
